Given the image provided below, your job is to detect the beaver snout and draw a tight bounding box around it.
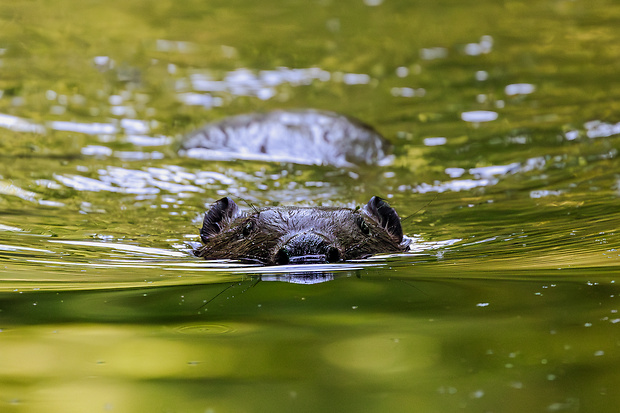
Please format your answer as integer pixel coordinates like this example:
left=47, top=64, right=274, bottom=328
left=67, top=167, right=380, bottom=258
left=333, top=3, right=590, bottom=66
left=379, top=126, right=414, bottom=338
left=275, top=232, right=341, bottom=265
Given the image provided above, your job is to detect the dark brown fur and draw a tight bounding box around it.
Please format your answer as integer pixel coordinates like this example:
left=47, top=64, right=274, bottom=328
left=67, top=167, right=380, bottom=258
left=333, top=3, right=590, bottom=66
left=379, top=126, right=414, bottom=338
left=195, top=196, right=409, bottom=265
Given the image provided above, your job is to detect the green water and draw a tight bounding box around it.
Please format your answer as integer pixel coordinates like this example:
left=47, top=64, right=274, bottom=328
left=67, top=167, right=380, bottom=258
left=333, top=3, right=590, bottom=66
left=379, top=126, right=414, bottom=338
left=1, top=0, right=620, bottom=412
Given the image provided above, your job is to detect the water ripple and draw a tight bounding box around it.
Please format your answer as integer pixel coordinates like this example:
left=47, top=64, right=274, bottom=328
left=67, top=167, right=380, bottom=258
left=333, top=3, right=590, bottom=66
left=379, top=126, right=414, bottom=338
left=407, top=157, right=547, bottom=194
left=54, top=165, right=215, bottom=194
left=48, top=240, right=186, bottom=257
left=0, top=113, right=45, bottom=134
left=187, top=67, right=332, bottom=101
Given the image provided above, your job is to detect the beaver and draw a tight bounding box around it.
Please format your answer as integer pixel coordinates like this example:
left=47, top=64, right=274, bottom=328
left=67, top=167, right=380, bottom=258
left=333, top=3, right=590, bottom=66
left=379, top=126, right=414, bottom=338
left=195, top=196, right=410, bottom=265
left=180, top=109, right=393, bottom=167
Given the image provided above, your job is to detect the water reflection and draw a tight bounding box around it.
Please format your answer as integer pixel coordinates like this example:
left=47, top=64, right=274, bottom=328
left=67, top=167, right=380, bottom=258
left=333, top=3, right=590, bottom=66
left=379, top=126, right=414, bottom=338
left=50, top=120, right=118, bottom=135
left=406, top=157, right=547, bottom=194
left=505, top=83, right=536, bottom=96
left=585, top=120, right=620, bottom=139
left=184, top=66, right=374, bottom=101
left=0, top=113, right=45, bottom=134
left=55, top=165, right=210, bottom=194
left=460, top=110, right=498, bottom=123
left=48, top=240, right=186, bottom=257
left=414, top=178, right=497, bottom=193
left=189, top=67, right=329, bottom=99
left=463, top=35, right=494, bottom=56
left=0, top=180, right=64, bottom=206
left=261, top=272, right=338, bottom=284
left=1, top=273, right=619, bottom=412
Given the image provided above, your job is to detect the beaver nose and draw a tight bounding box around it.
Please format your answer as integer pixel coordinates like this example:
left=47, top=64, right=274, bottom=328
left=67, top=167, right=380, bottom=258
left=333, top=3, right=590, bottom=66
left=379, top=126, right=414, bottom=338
left=275, top=233, right=341, bottom=264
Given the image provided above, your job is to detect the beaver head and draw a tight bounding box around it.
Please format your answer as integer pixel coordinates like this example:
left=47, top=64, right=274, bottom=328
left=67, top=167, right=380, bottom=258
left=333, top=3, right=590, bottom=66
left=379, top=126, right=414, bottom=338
left=195, top=196, right=409, bottom=265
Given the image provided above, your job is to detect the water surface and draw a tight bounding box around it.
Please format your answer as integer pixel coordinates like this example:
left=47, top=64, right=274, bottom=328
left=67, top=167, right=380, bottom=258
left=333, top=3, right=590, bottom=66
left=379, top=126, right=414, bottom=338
left=1, top=0, right=620, bottom=412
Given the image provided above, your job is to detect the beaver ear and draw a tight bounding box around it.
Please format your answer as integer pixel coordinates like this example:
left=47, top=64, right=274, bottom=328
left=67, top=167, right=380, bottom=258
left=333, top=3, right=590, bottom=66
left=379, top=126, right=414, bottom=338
left=362, top=196, right=403, bottom=243
left=201, top=197, right=243, bottom=242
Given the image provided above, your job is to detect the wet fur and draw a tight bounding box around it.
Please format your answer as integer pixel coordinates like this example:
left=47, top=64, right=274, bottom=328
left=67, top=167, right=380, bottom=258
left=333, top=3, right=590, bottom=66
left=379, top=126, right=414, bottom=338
left=195, top=197, right=409, bottom=265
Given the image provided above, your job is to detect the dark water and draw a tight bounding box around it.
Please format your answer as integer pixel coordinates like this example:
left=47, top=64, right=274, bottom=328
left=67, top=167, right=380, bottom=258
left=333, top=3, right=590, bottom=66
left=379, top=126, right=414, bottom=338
left=1, top=0, right=620, bottom=412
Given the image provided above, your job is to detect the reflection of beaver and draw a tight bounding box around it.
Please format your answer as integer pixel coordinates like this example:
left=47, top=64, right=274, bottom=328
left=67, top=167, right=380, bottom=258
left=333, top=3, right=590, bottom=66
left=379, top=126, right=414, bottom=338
left=195, top=196, right=410, bottom=265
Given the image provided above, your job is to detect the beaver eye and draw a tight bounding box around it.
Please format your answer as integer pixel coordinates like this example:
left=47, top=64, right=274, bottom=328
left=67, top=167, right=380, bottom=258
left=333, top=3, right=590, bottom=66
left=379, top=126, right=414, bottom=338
left=357, top=217, right=371, bottom=235
left=242, top=221, right=254, bottom=237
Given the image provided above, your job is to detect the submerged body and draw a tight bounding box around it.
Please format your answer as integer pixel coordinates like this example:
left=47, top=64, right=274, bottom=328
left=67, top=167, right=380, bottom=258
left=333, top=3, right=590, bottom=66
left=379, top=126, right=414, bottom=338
left=180, top=109, right=392, bottom=167
left=195, top=196, right=410, bottom=265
